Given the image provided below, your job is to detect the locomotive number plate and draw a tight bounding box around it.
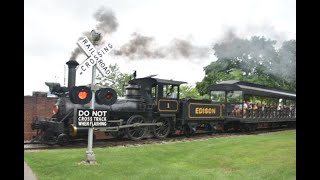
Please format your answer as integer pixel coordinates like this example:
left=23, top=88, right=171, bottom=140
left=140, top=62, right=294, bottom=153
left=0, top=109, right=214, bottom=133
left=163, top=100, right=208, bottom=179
left=158, top=99, right=178, bottom=112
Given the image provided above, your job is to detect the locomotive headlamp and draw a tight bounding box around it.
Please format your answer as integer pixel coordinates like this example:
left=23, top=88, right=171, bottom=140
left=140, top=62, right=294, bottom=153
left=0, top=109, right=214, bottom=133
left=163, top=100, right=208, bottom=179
left=95, top=88, right=117, bottom=105
left=53, top=104, right=59, bottom=114
left=69, top=86, right=92, bottom=104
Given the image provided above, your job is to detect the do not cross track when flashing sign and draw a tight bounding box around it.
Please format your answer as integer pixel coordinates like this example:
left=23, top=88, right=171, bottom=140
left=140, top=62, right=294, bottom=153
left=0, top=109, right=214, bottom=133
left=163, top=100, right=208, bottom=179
left=76, top=37, right=114, bottom=77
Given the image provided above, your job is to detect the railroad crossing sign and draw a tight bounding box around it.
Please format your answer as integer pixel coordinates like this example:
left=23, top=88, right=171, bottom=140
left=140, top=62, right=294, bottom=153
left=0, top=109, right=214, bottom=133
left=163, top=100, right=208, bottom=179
left=74, top=34, right=115, bottom=164
left=76, top=37, right=114, bottom=76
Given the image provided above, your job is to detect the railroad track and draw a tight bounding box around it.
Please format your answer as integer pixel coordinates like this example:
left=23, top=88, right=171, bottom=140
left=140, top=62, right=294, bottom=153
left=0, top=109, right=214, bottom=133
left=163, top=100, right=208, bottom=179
left=24, top=128, right=295, bottom=150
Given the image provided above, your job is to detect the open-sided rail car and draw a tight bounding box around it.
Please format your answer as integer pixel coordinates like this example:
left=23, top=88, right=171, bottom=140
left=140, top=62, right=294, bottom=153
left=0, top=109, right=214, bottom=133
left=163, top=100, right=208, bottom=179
left=208, top=80, right=296, bottom=131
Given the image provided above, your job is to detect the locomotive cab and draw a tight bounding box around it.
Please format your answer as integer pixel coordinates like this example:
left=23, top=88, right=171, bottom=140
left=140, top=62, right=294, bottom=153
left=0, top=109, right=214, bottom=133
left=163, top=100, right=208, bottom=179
left=123, top=77, right=187, bottom=139
left=128, top=77, right=187, bottom=114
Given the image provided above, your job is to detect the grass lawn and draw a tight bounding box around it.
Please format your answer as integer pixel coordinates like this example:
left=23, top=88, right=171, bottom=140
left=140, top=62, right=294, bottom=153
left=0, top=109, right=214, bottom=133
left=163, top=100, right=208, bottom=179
left=24, top=130, right=296, bottom=180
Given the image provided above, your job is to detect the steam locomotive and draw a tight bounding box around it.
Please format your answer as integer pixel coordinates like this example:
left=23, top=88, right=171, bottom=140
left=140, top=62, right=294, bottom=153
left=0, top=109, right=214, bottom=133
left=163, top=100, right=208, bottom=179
left=31, top=60, right=296, bottom=145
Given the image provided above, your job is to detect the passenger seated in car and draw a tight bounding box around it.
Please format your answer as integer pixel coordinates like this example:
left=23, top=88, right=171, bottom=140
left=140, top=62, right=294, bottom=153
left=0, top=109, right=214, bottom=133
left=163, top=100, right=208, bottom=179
left=233, top=104, right=239, bottom=116
left=243, top=100, right=249, bottom=118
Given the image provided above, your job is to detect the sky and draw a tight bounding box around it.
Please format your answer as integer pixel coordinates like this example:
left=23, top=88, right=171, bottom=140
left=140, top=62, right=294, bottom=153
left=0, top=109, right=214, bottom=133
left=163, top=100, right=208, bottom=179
left=24, top=0, right=296, bottom=96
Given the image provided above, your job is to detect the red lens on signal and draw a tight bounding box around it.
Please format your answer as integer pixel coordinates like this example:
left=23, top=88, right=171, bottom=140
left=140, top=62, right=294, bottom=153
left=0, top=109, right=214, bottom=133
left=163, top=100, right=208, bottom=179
left=105, top=92, right=113, bottom=100
left=78, top=91, right=88, bottom=100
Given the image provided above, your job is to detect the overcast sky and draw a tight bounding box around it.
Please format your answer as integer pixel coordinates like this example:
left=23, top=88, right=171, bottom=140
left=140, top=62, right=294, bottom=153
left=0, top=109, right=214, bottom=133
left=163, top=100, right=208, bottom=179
left=24, top=0, right=296, bottom=96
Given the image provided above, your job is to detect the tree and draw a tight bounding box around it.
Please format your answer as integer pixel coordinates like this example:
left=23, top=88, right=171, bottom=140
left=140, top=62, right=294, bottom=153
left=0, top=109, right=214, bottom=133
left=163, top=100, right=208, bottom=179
left=179, top=85, right=209, bottom=99
left=196, top=36, right=296, bottom=95
left=96, top=64, right=132, bottom=96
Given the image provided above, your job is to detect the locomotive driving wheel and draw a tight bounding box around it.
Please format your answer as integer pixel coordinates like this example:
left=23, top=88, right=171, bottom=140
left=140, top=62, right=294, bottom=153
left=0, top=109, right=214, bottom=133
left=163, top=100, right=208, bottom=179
left=57, top=134, right=69, bottom=146
left=108, top=122, right=125, bottom=139
left=205, top=124, right=214, bottom=135
left=152, top=117, right=171, bottom=139
left=183, top=124, right=195, bottom=137
left=126, top=115, right=148, bottom=141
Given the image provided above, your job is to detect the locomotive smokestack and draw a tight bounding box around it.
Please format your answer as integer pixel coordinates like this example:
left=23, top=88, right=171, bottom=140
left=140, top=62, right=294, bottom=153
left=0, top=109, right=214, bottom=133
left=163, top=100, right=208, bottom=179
left=66, top=60, right=79, bottom=89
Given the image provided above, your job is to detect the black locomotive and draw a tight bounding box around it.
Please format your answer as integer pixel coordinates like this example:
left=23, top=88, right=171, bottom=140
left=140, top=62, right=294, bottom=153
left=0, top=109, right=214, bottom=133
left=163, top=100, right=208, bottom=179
left=31, top=60, right=296, bottom=145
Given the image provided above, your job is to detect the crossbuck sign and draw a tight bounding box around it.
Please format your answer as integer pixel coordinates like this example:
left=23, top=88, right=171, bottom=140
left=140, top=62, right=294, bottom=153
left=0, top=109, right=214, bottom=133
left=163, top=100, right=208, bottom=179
left=76, top=37, right=113, bottom=76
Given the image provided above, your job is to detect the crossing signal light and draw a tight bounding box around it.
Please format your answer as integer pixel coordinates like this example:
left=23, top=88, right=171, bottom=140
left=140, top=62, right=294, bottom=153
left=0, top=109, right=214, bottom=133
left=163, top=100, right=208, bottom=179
left=69, top=86, right=92, bottom=104
left=95, top=88, right=117, bottom=105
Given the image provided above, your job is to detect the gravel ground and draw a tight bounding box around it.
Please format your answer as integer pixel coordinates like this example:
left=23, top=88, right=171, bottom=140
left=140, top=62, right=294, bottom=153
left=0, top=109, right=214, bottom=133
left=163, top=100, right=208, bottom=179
left=24, top=128, right=294, bottom=151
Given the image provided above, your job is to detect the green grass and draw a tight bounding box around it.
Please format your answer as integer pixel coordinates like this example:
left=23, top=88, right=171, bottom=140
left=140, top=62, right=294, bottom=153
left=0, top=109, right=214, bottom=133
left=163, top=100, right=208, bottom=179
left=24, top=130, right=296, bottom=180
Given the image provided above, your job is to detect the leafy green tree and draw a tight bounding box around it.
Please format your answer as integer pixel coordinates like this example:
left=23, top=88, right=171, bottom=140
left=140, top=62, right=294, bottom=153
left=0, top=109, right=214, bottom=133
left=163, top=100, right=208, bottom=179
left=196, top=36, right=296, bottom=95
left=96, top=64, right=132, bottom=96
left=179, top=85, right=209, bottom=99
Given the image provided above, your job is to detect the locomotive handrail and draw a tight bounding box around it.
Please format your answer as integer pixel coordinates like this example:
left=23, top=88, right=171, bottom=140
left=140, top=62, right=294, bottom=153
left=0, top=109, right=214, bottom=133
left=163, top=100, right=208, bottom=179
left=118, top=122, right=163, bottom=129
left=59, top=110, right=73, bottom=122
left=94, top=122, right=164, bottom=131
left=240, top=108, right=294, bottom=119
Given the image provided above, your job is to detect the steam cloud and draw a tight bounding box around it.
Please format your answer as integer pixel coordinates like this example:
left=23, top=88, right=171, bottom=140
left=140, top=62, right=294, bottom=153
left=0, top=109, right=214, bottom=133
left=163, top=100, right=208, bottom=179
left=214, top=28, right=296, bottom=83
left=94, top=7, right=118, bottom=34
left=69, top=6, right=294, bottom=82
left=113, top=33, right=211, bottom=60
left=70, top=7, right=118, bottom=60
left=70, top=6, right=210, bottom=61
left=113, top=32, right=164, bottom=59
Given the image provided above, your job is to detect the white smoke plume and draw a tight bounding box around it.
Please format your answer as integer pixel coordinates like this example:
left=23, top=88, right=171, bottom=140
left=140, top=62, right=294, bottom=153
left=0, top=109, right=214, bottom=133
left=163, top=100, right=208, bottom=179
left=214, top=28, right=296, bottom=83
